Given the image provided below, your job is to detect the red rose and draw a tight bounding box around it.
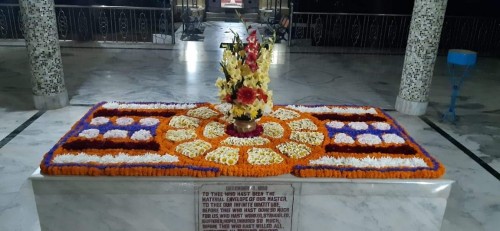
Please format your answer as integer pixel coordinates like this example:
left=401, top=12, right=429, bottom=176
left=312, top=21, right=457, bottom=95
left=237, top=87, right=257, bottom=105
left=224, top=94, right=233, bottom=103
left=256, top=89, right=268, bottom=103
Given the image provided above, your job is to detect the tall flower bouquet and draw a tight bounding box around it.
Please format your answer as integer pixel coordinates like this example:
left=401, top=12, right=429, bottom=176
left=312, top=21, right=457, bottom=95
left=215, top=13, right=275, bottom=124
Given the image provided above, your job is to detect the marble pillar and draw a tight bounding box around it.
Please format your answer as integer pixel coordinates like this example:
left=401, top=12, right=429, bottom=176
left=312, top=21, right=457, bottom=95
left=20, top=0, right=68, bottom=110
left=396, top=0, right=447, bottom=115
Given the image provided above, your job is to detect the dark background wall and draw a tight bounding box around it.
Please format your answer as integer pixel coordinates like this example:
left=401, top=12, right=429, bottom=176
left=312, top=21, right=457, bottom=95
left=292, top=0, right=500, bottom=17
left=1, top=0, right=168, bottom=7
left=2, top=0, right=499, bottom=17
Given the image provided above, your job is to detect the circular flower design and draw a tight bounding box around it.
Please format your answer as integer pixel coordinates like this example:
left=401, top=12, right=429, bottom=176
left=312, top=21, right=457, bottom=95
left=247, top=148, right=283, bottom=165
left=277, top=142, right=311, bottom=159
left=262, top=122, right=284, bottom=138
left=187, top=107, right=219, bottom=119
left=166, top=129, right=196, bottom=142
left=159, top=105, right=328, bottom=177
left=205, top=147, right=239, bottom=165
left=203, top=122, right=226, bottom=138
left=169, top=116, right=199, bottom=128
left=176, top=140, right=212, bottom=158
left=288, top=119, right=318, bottom=131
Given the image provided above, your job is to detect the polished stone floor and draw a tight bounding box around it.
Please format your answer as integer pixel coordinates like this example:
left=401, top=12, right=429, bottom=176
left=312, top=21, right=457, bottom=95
left=0, top=22, right=499, bottom=231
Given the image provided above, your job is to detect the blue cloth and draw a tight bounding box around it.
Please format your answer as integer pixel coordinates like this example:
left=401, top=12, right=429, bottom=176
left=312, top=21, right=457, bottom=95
left=447, top=49, right=477, bottom=66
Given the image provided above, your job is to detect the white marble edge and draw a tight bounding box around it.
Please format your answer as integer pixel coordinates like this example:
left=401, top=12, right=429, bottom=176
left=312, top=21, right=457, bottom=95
left=29, top=168, right=454, bottom=198
left=29, top=168, right=453, bottom=184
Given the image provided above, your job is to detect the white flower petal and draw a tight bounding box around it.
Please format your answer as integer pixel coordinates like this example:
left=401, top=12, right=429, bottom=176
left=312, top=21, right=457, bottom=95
left=334, top=133, right=355, bottom=144
left=348, top=122, right=369, bottom=130
left=131, top=130, right=152, bottom=141
left=116, top=117, right=134, bottom=126
left=102, top=102, right=196, bottom=110
left=139, top=118, right=160, bottom=126
left=290, top=131, right=324, bottom=146
left=357, top=134, right=382, bottom=145
left=382, top=134, right=405, bottom=144
left=221, top=137, right=270, bottom=146
left=53, top=152, right=178, bottom=164
left=78, top=129, right=100, bottom=139
left=90, top=117, right=109, bottom=125
left=326, top=121, right=345, bottom=129
left=103, top=129, right=128, bottom=139
left=286, top=105, right=377, bottom=115
left=309, top=156, right=428, bottom=168
left=372, top=122, right=391, bottom=130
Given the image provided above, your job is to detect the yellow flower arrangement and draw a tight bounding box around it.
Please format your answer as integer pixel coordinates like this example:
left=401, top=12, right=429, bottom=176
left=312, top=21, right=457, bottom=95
left=215, top=12, right=276, bottom=121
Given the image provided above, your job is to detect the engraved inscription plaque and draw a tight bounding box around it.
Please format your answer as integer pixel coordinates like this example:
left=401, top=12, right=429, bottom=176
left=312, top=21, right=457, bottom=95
left=199, top=184, right=294, bottom=231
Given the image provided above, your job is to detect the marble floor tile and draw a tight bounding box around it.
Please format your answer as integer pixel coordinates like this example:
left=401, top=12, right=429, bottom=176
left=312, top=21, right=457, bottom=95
left=422, top=57, right=500, bottom=173
left=0, top=47, right=32, bottom=110
left=0, top=107, right=90, bottom=192
left=0, top=110, right=38, bottom=141
left=388, top=112, right=500, bottom=231
left=55, top=47, right=396, bottom=108
left=0, top=183, right=39, bottom=231
left=0, top=106, right=90, bottom=231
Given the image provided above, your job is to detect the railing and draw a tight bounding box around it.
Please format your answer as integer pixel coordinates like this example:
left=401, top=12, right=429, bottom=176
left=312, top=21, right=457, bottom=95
left=0, top=3, right=175, bottom=46
left=290, top=11, right=412, bottom=54
left=289, top=6, right=500, bottom=56
left=265, top=0, right=283, bottom=19
left=439, top=16, right=500, bottom=56
left=181, top=0, right=198, bottom=9
left=0, top=4, right=24, bottom=40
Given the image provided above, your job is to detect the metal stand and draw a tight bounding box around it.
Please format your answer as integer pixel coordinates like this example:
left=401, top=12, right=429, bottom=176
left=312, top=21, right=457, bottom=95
left=442, top=49, right=477, bottom=123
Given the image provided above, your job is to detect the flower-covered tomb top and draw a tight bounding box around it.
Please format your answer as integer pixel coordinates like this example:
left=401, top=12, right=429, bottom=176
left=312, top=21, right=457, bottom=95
left=40, top=102, right=445, bottom=178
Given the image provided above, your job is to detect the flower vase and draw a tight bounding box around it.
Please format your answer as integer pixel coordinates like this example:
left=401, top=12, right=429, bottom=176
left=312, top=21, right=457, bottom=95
left=233, top=119, right=257, bottom=134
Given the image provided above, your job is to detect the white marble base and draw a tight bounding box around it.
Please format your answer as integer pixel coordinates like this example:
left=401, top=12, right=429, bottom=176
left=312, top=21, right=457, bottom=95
left=33, top=90, right=69, bottom=110
left=30, top=170, right=452, bottom=231
left=395, top=96, right=428, bottom=116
